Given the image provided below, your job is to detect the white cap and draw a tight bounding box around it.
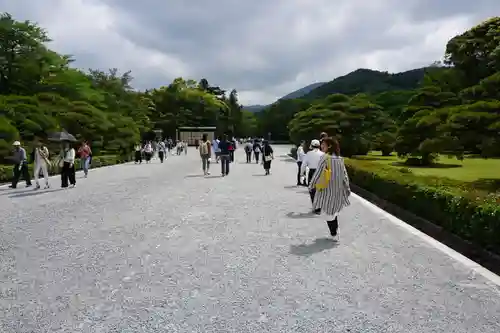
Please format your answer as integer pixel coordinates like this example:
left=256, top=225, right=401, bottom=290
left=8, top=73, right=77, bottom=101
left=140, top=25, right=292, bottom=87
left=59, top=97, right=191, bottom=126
left=311, top=139, right=320, bottom=147
left=12, top=141, right=20, bottom=146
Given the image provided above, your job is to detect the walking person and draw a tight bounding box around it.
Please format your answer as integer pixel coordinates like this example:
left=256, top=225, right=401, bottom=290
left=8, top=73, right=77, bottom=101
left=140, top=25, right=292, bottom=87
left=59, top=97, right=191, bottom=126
left=228, top=140, right=235, bottom=162
left=158, top=140, right=166, bottom=163
left=301, top=139, right=324, bottom=213
left=212, top=137, right=221, bottom=163
left=253, top=140, right=261, bottom=164
left=199, top=133, right=212, bottom=175
left=33, top=140, right=50, bottom=189
left=308, top=137, right=351, bottom=240
left=296, top=141, right=306, bottom=185
left=244, top=140, right=253, bottom=163
left=262, top=140, right=274, bottom=175
left=9, top=141, right=32, bottom=189
left=144, top=142, right=153, bottom=163
left=218, top=135, right=231, bottom=176
left=134, top=143, right=142, bottom=164
left=78, top=141, right=92, bottom=178
left=59, top=142, right=76, bottom=188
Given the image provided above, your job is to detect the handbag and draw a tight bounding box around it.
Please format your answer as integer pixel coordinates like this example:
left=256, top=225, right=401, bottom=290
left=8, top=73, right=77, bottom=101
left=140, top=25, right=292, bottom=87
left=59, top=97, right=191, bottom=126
left=315, top=155, right=331, bottom=190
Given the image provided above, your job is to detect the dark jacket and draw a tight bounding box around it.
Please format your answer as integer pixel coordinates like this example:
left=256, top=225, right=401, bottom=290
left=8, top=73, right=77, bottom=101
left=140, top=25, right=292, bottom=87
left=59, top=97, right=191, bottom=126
left=218, top=140, right=230, bottom=155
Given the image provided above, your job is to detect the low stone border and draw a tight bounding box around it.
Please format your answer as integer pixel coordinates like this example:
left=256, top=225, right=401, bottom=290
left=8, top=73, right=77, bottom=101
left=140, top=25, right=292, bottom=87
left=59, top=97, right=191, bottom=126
left=353, top=184, right=500, bottom=275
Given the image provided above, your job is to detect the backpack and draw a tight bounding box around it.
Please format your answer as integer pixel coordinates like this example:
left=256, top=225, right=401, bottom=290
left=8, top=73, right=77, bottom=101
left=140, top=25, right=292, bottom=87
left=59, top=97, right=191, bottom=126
left=199, top=141, right=209, bottom=155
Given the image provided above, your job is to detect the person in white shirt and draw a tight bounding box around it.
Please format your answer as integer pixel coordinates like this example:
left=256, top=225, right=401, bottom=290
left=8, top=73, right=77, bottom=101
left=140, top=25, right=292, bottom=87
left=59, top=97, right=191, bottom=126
left=301, top=139, right=324, bottom=212
left=34, top=140, right=50, bottom=189
left=301, top=139, right=324, bottom=184
left=59, top=142, right=76, bottom=188
left=296, top=141, right=306, bottom=186
left=144, top=142, right=153, bottom=162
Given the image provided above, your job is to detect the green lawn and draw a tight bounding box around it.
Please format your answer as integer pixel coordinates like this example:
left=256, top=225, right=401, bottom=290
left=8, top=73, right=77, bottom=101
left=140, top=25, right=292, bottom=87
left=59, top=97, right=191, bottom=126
left=351, top=151, right=500, bottom=182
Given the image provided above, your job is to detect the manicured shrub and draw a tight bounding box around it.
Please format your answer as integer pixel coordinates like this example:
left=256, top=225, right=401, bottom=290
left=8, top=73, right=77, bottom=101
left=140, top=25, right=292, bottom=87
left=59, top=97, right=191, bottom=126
left=345, top=161, right=500, bottom=255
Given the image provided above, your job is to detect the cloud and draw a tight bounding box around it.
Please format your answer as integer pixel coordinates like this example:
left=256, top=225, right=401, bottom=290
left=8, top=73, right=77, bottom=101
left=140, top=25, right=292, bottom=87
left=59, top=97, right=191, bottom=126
left=1, top=0, right=499, bottom=105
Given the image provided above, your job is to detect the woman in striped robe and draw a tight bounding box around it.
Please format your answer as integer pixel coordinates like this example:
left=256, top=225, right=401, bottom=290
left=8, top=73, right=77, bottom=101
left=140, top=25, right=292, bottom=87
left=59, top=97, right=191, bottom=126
left=308, top=136, right=351, bottom=240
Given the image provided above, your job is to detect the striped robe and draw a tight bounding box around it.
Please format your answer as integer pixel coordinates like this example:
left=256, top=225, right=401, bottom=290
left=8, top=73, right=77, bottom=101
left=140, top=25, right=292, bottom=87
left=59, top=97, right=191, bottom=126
left=308, top=154, right=351, bottom=215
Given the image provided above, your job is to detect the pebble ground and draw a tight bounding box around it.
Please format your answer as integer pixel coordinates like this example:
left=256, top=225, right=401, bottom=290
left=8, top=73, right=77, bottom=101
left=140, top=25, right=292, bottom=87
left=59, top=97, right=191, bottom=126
left=0, top=146, right=499, bottom=332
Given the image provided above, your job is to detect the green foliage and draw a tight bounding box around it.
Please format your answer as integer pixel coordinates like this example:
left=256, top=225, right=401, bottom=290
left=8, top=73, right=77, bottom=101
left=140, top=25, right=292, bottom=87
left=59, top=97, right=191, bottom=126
left=345, top=160, right=500, bottom=255
left=0, top=12, right=254, bottom=162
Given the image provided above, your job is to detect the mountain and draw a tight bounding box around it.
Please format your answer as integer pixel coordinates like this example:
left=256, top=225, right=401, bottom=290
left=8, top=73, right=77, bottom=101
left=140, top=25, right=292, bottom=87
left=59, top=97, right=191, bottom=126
left=243, top=105, right=267, bottom=113
left=243, top=82, right=326, bottom=112
left=279, top=82, right=326, bottom=100
left=243, top=67, right=428, bottom=112
left=302, top=67, right=428, bottom=100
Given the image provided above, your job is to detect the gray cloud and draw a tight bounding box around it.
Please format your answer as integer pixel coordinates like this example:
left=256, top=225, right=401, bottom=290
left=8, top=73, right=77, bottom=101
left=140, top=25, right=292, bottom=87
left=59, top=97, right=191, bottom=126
left=1, top=0, right=499, bottom=105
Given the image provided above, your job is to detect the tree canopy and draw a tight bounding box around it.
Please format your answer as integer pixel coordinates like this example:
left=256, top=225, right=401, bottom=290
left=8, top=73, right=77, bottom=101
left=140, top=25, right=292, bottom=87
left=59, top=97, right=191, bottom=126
left=0, top=12, right=257, bottom=162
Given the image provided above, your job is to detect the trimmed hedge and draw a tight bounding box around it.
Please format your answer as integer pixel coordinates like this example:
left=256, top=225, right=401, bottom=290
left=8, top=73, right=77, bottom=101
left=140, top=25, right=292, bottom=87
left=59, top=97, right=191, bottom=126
left=0, top=155, right=130, bottom=183
left=344, top=161, right=500, bottom=256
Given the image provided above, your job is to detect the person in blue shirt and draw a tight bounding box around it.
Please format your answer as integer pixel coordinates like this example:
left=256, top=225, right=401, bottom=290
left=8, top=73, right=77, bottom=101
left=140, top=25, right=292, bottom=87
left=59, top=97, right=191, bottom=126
left=218, top=135, right=231, bottom=176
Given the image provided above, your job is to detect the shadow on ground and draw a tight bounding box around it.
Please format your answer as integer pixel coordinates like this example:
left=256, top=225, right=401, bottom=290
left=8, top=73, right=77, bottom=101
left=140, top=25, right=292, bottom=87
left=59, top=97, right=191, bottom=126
left=285, top=211, right=318, bottom=219
left=289, top=238, right=338, bottom=257
left=9, top=188, right=65, bottom=198
left=390, top=161, right=462, bottom=169
left=185, top=174, right=223, bottom=179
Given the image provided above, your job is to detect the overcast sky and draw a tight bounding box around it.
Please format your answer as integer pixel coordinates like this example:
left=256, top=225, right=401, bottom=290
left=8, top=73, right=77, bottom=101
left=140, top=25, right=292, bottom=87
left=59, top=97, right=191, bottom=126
left=2, top=0, right=498, bottom=105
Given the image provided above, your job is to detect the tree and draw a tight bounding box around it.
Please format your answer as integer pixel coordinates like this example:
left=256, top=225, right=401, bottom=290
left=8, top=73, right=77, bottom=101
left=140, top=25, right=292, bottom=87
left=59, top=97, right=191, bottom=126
left=0, top=12, right=247, bottom=161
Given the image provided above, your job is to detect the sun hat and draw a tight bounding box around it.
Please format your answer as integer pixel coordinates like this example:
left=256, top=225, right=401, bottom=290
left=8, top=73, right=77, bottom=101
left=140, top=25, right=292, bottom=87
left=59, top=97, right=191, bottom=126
left=311, top=139, right=320, bottom=147
left=12, top=141, right=20, bottom=146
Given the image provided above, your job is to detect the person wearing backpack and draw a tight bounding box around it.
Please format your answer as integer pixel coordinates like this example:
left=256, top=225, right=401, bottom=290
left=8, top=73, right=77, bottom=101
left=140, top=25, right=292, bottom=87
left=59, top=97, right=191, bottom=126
left=253, top=140, right=261, bottom=164
left=199, top=133, right=212, bottom=175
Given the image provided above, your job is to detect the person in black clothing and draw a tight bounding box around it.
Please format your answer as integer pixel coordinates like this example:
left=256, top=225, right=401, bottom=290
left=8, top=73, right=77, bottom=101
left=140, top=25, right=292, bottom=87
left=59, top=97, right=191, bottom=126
left=253, top=140, right=261, bottom=164
left=218, top=135, right=231, bottom=176
left=262, top=140, right=273, bottom=175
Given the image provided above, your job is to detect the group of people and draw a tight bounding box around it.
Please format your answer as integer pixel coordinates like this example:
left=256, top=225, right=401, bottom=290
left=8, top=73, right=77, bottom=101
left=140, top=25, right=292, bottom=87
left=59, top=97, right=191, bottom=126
left=295, top=132, right=351, bottom=240
left=7, top=131, right=350, bottom=241
left=134, top=139, right=188, bottom=164
left=8, top=140, right=93, bottom=189
left=196, top=135, right=274, bottom=176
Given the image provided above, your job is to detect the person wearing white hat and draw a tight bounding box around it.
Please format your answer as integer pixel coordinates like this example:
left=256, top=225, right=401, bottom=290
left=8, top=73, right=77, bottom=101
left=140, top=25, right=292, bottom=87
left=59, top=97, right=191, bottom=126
left=33, top=139, right=50, bottom=189
left=9, top=141, right=32, bottom=189
left=301, top=139, right=324, bottom=213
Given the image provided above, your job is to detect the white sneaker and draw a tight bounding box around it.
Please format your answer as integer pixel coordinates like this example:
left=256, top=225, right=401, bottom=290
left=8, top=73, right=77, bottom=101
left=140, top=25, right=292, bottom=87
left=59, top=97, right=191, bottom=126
left=44, top=184, right=50, bottom=189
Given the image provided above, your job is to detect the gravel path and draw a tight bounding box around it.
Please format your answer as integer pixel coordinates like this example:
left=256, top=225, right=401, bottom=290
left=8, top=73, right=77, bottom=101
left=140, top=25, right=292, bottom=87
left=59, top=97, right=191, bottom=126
left=0, top=146, right=499, bottom=332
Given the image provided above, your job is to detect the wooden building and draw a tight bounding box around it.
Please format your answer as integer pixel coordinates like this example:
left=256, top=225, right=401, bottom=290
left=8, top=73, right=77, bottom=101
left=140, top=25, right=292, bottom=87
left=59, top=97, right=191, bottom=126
left=177, top=127, right=216, bottom=146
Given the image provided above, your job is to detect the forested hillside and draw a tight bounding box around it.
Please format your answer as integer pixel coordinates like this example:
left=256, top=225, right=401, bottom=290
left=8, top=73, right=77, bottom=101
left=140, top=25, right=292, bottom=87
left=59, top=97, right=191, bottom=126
left=256, top=67, right=426, bottom=141
left=0, top=13, right=256, bottom=163
left=302, top=68, right=427, bottom=100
